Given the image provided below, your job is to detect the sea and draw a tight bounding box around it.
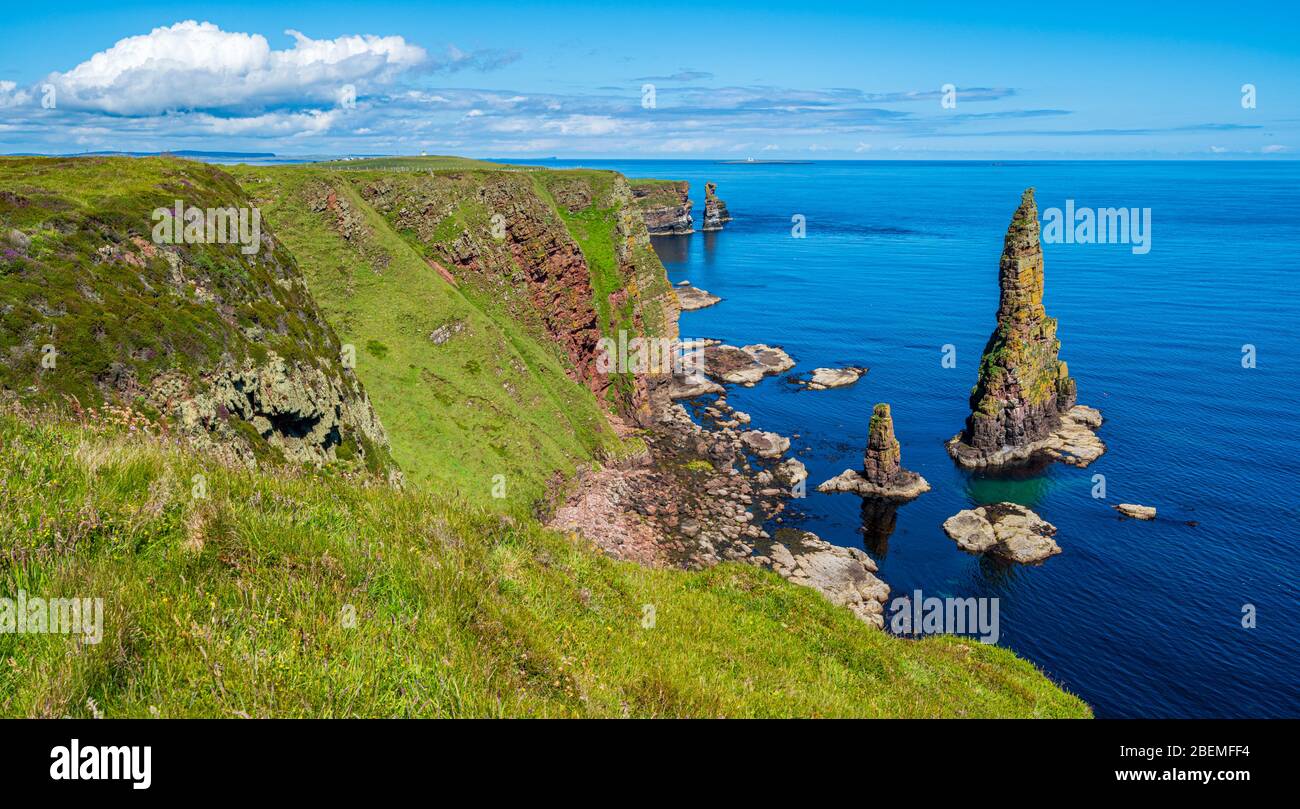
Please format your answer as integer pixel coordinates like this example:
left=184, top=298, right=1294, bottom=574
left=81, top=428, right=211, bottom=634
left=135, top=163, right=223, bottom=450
left=508, top=158, right=1299, bottom=718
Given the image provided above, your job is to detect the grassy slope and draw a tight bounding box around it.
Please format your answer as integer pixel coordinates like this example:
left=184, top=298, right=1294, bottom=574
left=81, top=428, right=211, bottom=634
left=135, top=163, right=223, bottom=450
left=0, top=413, right=1089, bottom=718
left=0, top=156, right=394, bottom=472
left=231, top=164, right=622, bottom=512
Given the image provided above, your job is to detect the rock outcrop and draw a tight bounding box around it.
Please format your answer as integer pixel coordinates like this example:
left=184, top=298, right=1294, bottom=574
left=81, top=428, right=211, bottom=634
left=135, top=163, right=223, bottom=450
left=818, top=403, right=930, bottom=499
left=700, top=182, right=732, bottom=231
left=795, top=366, right=867, bottom=390
left=1114, top=503, right=1157, bottom=520
left=700, top=343, right=794, bottom=386
left=947, top=188, right=1104, bottom=468
left=675, top=285, right=721, bottom=311
left=630, top=180, right=694, bottom=235
left=757, top=530, right=890, bottom=627
left=942, top=502, right=1061, bottom=563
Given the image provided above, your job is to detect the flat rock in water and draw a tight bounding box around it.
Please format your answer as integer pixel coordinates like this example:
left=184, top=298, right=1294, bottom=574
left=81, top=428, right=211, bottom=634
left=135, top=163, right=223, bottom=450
left=818, top=468, right=930, bottom=500
left=1114, top=503, right=1157, bottom=520
left=675, top=285, right=721, bottom=311
left=701, top=343, right=795, bottom=386
left=942, top=502, right=1061, bottom=563
left=797, top=366, right=868, bottom=390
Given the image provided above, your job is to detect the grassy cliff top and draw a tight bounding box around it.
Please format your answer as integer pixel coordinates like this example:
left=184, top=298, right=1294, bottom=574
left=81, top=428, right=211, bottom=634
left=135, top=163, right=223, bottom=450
left=628, top=178, right=690, bottom=208
left=0, top=412, right=1090, bottom=718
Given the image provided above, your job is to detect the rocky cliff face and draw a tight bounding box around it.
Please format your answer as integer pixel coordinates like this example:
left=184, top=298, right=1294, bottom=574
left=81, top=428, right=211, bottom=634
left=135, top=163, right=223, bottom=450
left=0, top=157, right=397, bottom=477
left=948, top=188, right=1083, bottom=468
left=629, top=180, right=694, bottom=235
left=352, top=169, right=678, bottom=427
left=701, top=182, right=732, bottom=231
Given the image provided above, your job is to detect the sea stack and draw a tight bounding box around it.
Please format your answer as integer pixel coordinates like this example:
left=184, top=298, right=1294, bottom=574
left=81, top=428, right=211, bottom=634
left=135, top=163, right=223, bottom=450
left=701, top=182, right=732, bottom=231
left=818, top=403, right=930, bottom=499
left=946, top=188, right=1105, bottom=469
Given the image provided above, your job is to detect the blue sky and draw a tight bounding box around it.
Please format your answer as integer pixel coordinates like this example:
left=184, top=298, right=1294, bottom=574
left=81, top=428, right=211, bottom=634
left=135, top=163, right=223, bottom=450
left=1, top=0, right=1296, bottom=158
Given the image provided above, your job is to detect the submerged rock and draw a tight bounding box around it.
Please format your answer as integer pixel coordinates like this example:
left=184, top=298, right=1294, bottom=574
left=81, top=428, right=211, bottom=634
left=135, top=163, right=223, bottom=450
left=700, top=182, right=733, bottom=231
left=818, top=403, right=930, bottom=500
left=1114, top=503, right=1157, bottom=520
left=942, top=502, right=1061, bottom=563
left=796, top=366, right=868, bottom=390
left=675, top=285, right=721, bottom=311
left=947, top=188, right=1104, bottom=469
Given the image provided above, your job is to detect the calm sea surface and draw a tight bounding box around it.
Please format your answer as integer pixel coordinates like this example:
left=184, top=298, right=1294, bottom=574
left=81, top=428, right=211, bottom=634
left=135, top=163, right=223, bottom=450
left=510, top=158, right=1300, bottom=718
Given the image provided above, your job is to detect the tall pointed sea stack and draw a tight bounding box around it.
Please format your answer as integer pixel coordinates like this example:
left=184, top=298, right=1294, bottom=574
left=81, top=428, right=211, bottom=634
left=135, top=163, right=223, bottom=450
left=947, top=188, right=1105, bottom=468
left=819, top=403, right=930, bottom=499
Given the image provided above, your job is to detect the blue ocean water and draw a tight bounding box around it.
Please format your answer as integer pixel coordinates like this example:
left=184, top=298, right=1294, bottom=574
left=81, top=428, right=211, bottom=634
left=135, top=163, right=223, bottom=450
left=508, top=159, right=1300, bottom=719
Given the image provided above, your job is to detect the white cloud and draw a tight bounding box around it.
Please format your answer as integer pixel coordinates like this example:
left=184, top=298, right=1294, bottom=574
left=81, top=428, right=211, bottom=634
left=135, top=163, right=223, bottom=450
left=44, top=20, right=427, bottom=115
left=0, top=80, right=32, bottom=108
left=1261, top=144, right=1288, bottom=153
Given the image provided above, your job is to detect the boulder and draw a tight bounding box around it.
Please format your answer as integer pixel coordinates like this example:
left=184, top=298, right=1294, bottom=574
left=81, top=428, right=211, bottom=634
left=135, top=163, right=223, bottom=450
left=942, top=502, right=1061, bottom=563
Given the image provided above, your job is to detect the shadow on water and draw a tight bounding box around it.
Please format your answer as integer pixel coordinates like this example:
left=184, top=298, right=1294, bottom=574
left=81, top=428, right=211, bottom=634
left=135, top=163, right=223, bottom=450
left=702, top=230, right=720, bottom=264
left=857, top=496, right=925, bottom=559
left=649, top=234, right=690, bottom=265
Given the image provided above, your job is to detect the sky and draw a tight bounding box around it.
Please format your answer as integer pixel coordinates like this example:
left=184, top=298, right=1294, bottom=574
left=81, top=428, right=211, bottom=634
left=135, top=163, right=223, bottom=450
left=0, top=0, right=1296, bottom=159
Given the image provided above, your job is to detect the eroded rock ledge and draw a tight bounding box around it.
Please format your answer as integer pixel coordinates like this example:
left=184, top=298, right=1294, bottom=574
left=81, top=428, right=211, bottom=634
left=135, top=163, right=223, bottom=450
left=675, top=285, right=721, bottom=311
left=699, top=343, right=795, bottom=386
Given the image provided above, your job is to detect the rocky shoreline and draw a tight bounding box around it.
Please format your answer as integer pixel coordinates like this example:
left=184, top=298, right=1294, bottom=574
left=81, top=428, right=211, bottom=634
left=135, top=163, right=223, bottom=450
left=549, top=393, right=891, bottom=626
left=556, top=185, right=1124, bottom=630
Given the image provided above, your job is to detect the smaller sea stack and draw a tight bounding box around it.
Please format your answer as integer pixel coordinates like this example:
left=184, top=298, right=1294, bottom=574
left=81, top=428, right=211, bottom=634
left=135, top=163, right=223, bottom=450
left=818, top=403, right=930, bottom=499
left=701, top=182, right=732, bottom=231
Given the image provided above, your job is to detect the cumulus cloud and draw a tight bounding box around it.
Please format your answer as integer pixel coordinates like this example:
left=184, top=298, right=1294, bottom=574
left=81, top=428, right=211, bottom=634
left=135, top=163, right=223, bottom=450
left=0, top=80, right=32, bottom=108
left=43, top=20, right=428, bottom=115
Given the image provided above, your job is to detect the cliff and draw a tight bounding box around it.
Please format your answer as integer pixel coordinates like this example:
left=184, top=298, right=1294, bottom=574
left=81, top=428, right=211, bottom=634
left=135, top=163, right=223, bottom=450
left=0, top=157, right=395, bottom=477
left=629, top=179, right=694, bottom=235
left=232, top=159, right=679, bottom=507
left=947, top=188, right=1103, bottom=468
left=701, top=181, right=732, bottom=231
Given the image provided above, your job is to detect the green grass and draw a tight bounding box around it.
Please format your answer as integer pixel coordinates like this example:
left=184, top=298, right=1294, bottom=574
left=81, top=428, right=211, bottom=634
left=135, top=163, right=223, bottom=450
left=627, top=178, right=690, bottom=209
left=229, top=164, right=622, bottom=512
left=0, top=413, right=1090, bottom=718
